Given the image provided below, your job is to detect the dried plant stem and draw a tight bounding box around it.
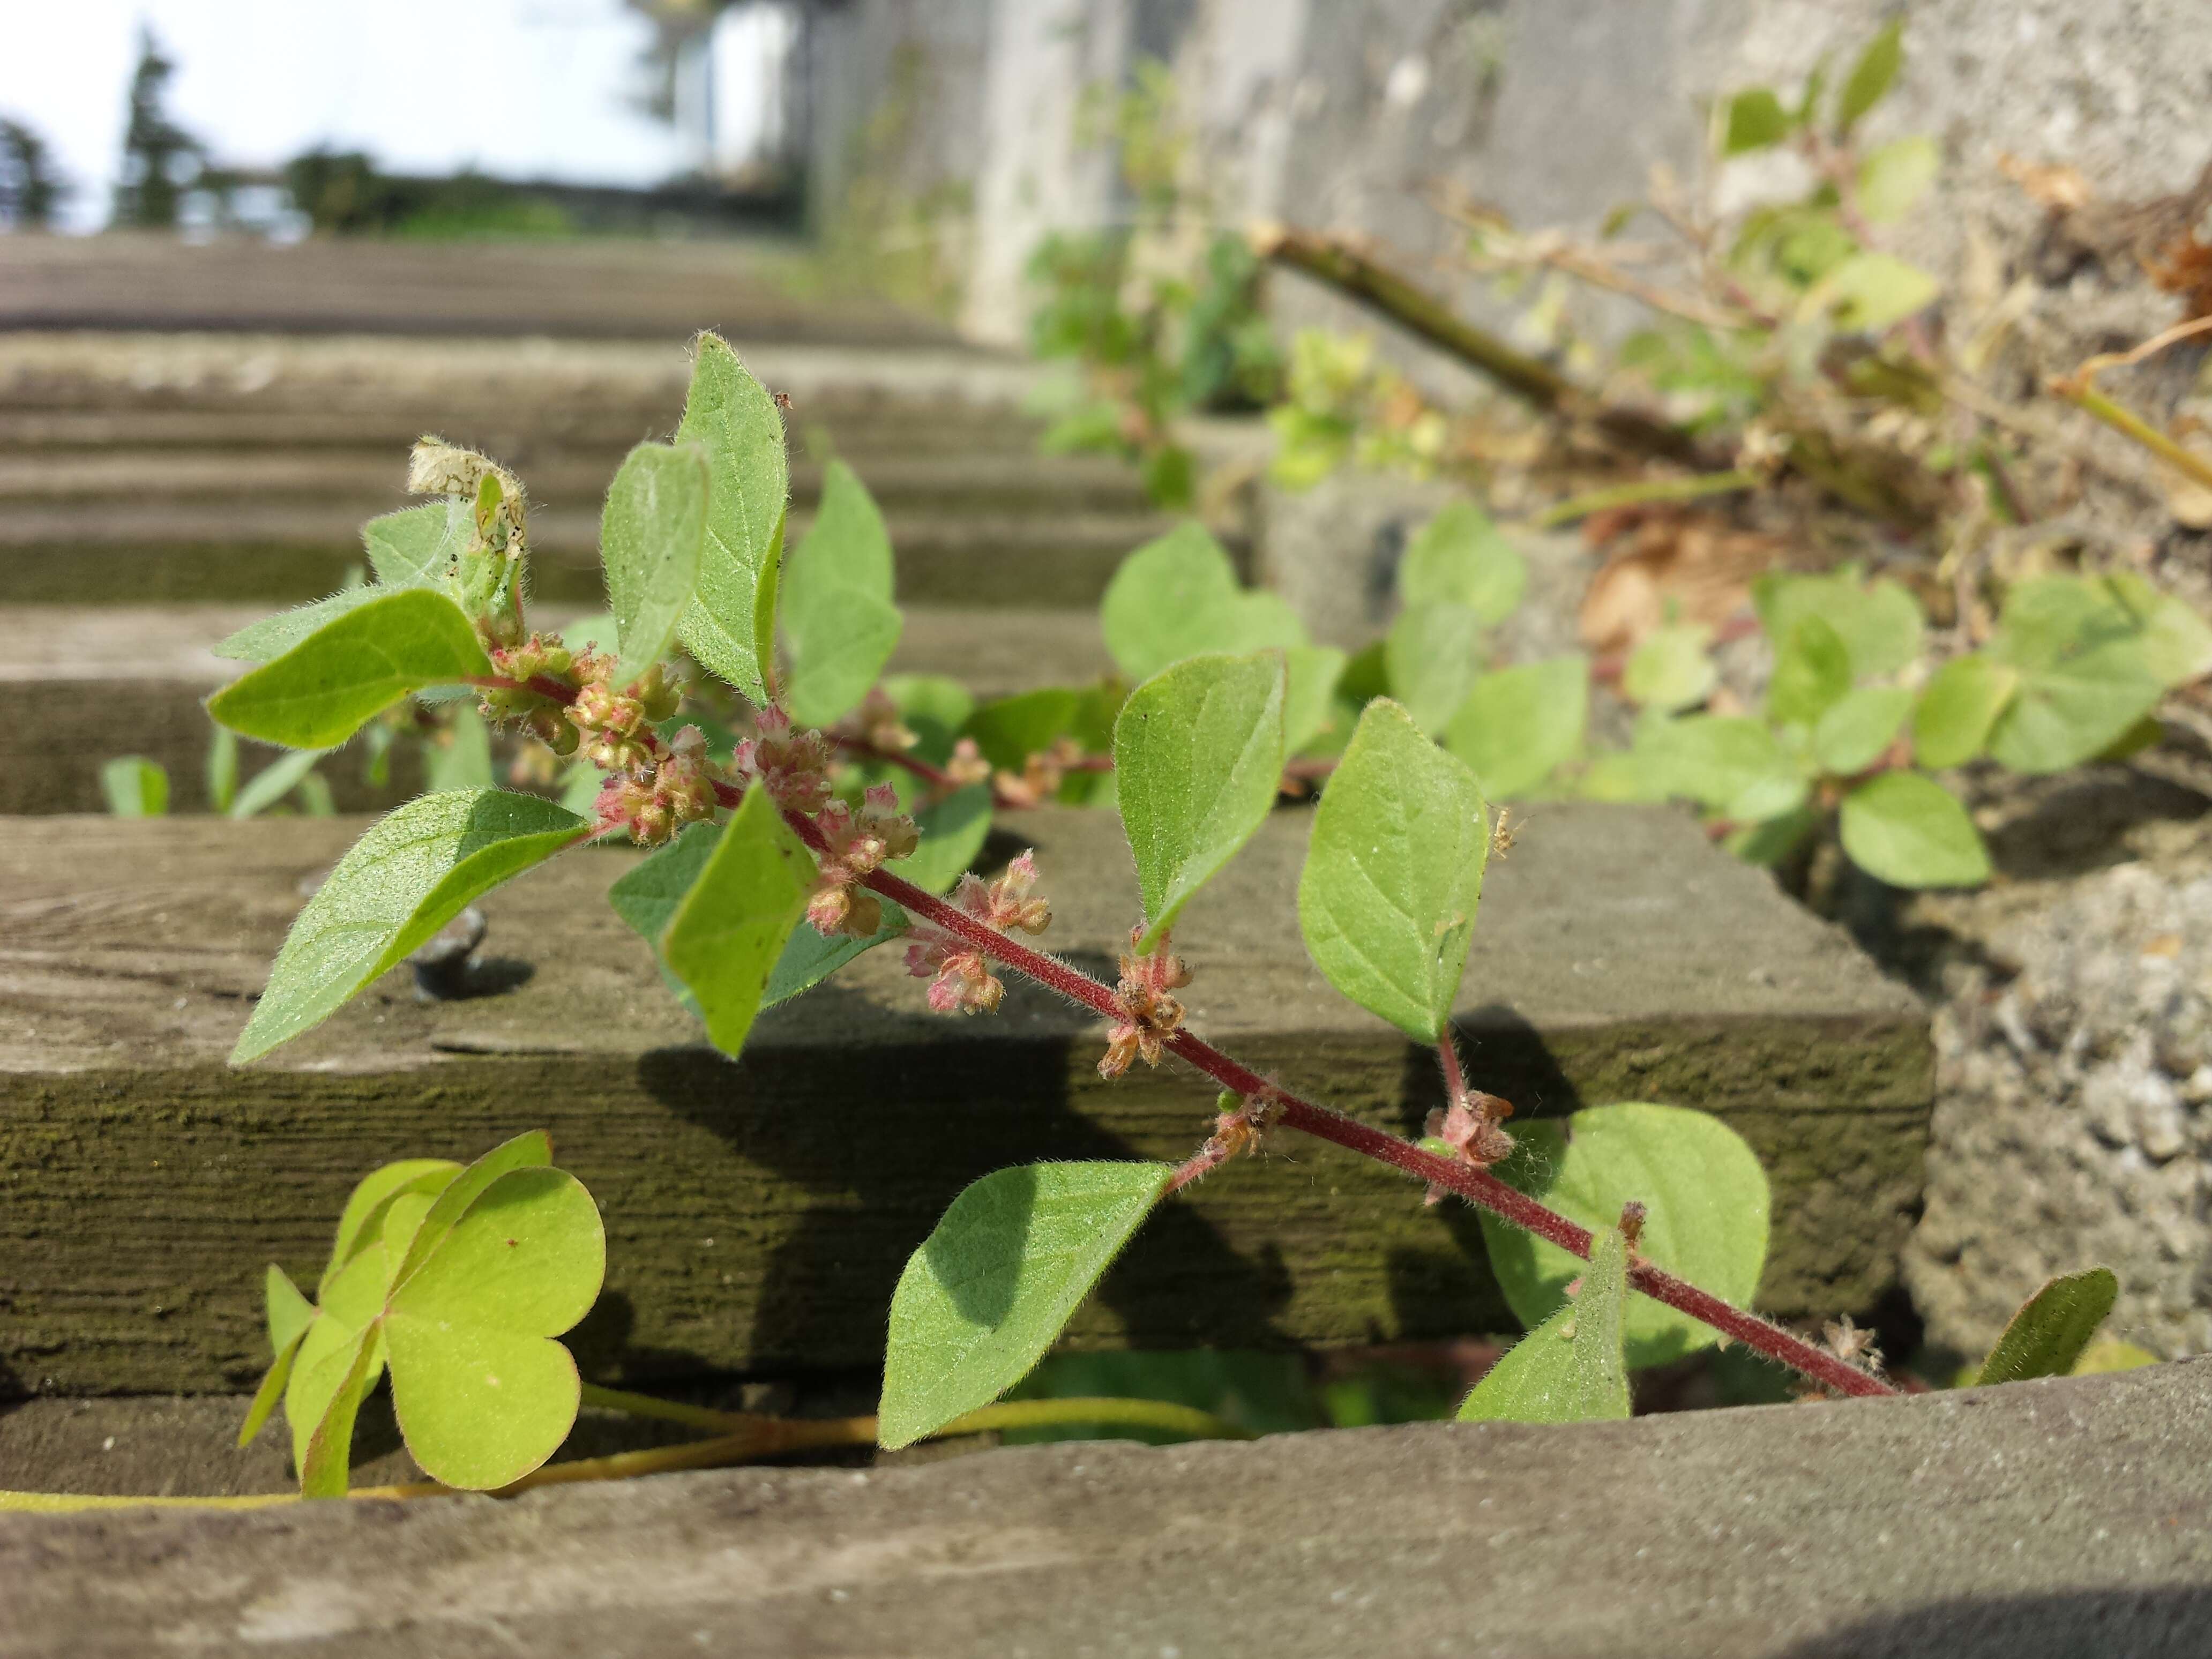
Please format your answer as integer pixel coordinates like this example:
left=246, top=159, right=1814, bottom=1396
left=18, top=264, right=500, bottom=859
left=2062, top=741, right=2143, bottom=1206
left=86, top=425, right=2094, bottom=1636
left=1532, top=468, right=1760, bottom=528
left=855, top=861, right=1895, bottom=1401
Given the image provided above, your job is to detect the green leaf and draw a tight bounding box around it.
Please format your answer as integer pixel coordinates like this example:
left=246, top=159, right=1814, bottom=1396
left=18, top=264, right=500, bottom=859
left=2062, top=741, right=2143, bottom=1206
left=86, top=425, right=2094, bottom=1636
left=1722, top=87, right=1792, bottom=155
left=1753, top=571, right=1925, bottom=683
left=962, top=687, right=1080, bottom=772
left=1098, top=521, right=1305, bottom=682
left=386, top=1167, right=604, bottom=1490
left=1912, top=655, right=2017, bottom=768
left=1282, top=645, right=1349, bottom=754
left=1385, top=602, right=1484, bottom=736
left=674, top=334, right=789, bottom=705
left=1978, top=1268, right=2119, bottom=1386
left=389, top=1132, right=554, bottom=1290
left=1835, top=18, right=1903, bottom=134
left=888, top=783, right=992, bottom=895
left=885, top=674, right=977, bottom=765
left=1988, top=654, right=2162, bottom=774
left=362, top=499, right=470, bottom=592
left=206, top=589, right=493, bottom=751
left=1840, top=772, right=1991, bottom=887
left=2108, top=573, right=2212, bottom=686
left=1767, top=614, right=1854, bottom=727
left=233, top=790, right=585, bottom=1063
left=1857, top=135, right=1938, bottom=222
left=424, top=705, right=495, bottom=792
left=230, top=747, right=327, bottom=819
left=1443, top=656, right=1588, bottom=798
left=878, top=1162, right=1173, bottom=1450
left=296, top=1319, right=386, bottom=1499
left=1481, top=1103, right=1769, bottom=1368
left=1396, top=500, right=1527, bottom=624
left=100, top=756, right=168, bottom=817
left=1639, top=715, right=1807, bottom=822
left=214, top=587, right=388, bottom=664
left=237, top=1266, right=318, bottom=1448
left=1809, top=251, right=1939, bottom=332
left=661, top=784, right=817, bottom=1056
left=205, top=726, right=238, bottom=813
left=1813, top=685, right=1914, bottom=774
left=1299, top=698, right=1490, bottom=1042
left=601, top=440, right=711, bottom=687
left=782, top=459, right=902, bottom=727
left=1114, top=652, right=1287, bottom=950
left=761, top=902, right=909, bottom=1007
left=1620, top=626, right=1715, bottom=712
left=325, top=1159, right=463, bottom=1294
left=1457, top=1228, right=1630, bottom=1423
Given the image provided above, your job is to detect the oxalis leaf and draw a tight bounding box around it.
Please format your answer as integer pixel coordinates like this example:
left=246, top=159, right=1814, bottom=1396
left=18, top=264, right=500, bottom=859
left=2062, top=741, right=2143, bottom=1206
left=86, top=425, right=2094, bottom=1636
left=661, top=785, right=817, bottom=1057
left=1977, top=1267, right=2119, bottom=1387
left=1479, top=1103, right=1769, bottom=1368
left=674, top=334, right=789, bottom=706
left=1457, top=1227, right=1630, bottom=1424
left=234, top=791, right=585, bottom=1063
left=1114, top=651, right=1286, bottom=951
left=602, top=440, right=710, bottom=687
left=1839, top=772, right=1991, bottom=888
left=1099, top=520, right=1305, bottom=682
left=386, top=1166, right=605, bottom=1490
left=206, top=588, right=493, bottom=751
left=1299, top=699, right=1489, bottom=1043
left=783, top=459, right=902, bottom=728
left=878, top=1161, right=1173, bottom=1449
left=236, top=1265, right=317, bottom=1448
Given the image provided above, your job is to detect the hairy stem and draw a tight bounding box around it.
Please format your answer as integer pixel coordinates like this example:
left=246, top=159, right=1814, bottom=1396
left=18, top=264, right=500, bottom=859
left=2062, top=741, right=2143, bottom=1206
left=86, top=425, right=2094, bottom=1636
left=856, top=859, right=1895, bottom=1400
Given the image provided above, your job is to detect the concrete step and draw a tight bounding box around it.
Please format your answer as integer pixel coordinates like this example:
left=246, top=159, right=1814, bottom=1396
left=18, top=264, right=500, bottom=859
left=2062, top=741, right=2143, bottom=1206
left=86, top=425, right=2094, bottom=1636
left=0, top=805, right=1930, bottom=1394
left=2, top=1365, right=2188, bottom=1657
left=1, top=604, right=1120, bottom=814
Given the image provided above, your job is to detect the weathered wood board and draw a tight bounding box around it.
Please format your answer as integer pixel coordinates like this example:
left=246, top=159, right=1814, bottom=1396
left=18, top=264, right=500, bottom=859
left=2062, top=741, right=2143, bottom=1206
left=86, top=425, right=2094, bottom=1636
left=0, top=805, right=1929, bottom=1394
left=0, top=605, right=1119, bottom=814
left=0, top=235, right=939, bottom=343
left=5, top=1365, right=2204, bottom=1658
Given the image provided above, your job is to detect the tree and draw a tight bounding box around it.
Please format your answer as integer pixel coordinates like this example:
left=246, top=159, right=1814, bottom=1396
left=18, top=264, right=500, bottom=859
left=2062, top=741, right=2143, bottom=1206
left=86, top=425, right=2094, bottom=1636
left=0, top=117, right=65, bottom=230
left=111, top=27, right=203, bottom=229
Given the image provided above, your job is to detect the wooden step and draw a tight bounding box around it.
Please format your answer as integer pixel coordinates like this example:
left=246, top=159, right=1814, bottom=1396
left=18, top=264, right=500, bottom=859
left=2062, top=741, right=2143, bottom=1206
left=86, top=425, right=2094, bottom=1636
left=0, top=236, right=943, bottom=345
left=1, top=1366, right=2188, bottom=1654
left=1, top=605, right=1121, bottom=814
left=0, top=806, right=1931, bottom=1394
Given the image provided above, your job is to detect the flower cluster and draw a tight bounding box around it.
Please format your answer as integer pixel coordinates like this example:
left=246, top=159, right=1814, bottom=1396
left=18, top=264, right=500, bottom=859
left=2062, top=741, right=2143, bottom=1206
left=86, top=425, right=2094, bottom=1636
left=566, top=656, right=681, bottom=774
left=480, top=633, right=580, bottom=754
left=806, top=784, right=921, bottom=938
left=733, top=706, right=834, bottom=815
left=993, top=736, right=1087, bottom=809
left=845, top=686, right=917, bottom=756
left=1421, top=1088, right=1516, bottom=1205
left=1205, top=1087, right=1282, bottom=1162
left=592, top=724, right=720, bottom=847
left=1098, top=928, right=1192, bottom=1079
left=905, top=850, right=1051, bottom=1014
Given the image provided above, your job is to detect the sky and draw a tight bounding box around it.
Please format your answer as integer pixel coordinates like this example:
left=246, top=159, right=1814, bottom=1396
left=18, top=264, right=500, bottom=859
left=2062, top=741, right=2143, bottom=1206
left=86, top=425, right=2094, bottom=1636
left=0, top=1, right=700, bottom=231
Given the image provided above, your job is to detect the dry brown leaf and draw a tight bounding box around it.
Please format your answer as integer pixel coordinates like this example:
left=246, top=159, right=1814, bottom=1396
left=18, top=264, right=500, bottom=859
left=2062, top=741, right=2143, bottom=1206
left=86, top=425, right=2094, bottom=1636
left=1576, top=508, right=1782, bottom=654
left=2147, top=232, right=2212, bottom=322
left=1998, top=153, right=2093, bottom=213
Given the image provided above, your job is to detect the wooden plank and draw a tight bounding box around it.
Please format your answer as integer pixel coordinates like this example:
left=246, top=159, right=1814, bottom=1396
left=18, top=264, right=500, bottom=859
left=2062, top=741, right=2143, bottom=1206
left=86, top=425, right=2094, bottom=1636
left=1, top=605, right=1121, bottom=814
left=0, top=236, right=945, bottom=344
left=0, top=806, right=1929, bottom=1394
left=4, top=1365, right=2200, bottom=1658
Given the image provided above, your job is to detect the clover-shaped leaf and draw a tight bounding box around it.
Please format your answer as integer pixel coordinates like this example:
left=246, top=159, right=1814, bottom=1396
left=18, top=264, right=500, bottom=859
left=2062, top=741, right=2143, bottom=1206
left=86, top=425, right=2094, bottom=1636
left=385, top=1166, right=606, bottom=1491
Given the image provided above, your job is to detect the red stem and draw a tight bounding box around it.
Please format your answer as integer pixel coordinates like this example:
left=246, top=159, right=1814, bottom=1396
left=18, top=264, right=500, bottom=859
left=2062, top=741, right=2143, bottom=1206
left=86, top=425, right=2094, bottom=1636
left=850, top=856, right=1894, bottom=1399
left=1436, top=1033, right=1469, bottom=1104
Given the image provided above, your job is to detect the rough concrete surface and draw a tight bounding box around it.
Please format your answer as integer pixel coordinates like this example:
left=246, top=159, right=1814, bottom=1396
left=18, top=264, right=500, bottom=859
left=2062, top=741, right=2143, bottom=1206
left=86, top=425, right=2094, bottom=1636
left=1903, top=780, right=2212, bottom=1363
left=4, top=1363, right=2209, bottom=1657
